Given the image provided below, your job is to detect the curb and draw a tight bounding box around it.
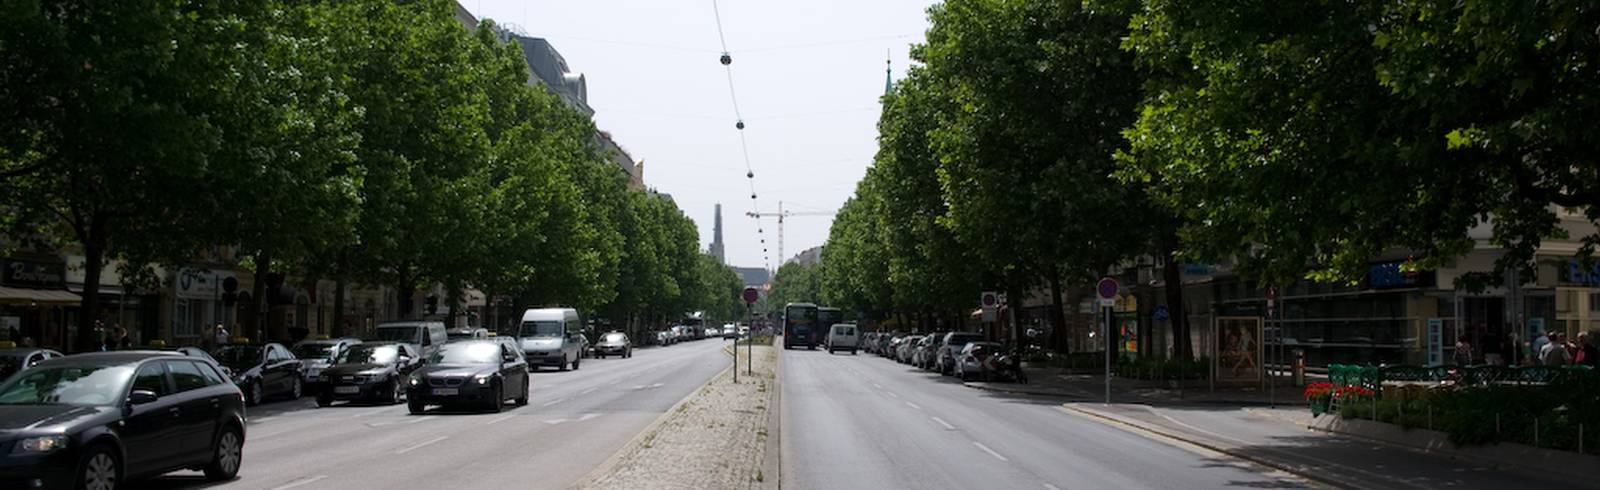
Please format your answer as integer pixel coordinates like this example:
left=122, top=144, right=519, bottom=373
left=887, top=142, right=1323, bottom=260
left=964, top=381, right=1283, bottom=407
left=962, top=381, right=1084, bottom=399
left=1062, top=403, right=1357, bottom=489
left=1304, top=414, right=1600, bottom=482
left=569, top=362, right=733, bottom=489
left=760, top=339, right=781, bottom=490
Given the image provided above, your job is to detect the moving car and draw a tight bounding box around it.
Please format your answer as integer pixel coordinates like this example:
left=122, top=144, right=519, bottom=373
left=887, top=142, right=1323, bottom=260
left=723, top=323, right=739, bottom=339
left=954, top=341, right=1002, bottom=381
left=317, top=342, right=421, bottom=407
left=935, top=332, right=987, bottom=375
left=213, top=343, right=304, bottom=406
left=407, top=340, right=529, bottom=414
left=594, top=331, right=632, bottom=359
left=291, top=337, right=361, bottom=393
left=0, top=347, right=64, bottom=382
left=826, top=324, right=859, bottom=355
left=373, top=321, right=448, bottom=358
left=518, top=308, right=583, bottom=371
left=0, top=352, right=246, bottom=488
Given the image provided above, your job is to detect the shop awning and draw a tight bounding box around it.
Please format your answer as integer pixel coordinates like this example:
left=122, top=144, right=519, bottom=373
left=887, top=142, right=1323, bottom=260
left=0, top=286, right=82, bottom=305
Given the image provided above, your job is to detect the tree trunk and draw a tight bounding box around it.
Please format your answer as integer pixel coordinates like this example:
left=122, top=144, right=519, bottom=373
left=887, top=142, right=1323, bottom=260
left=1007, top=282, right=1025, bottom=347
left=395, top=264, right=414, bottom=319
left=75, top=228, right=107, bottom=353
left=1048, top=265, right=1068, bottom=354
left=1163, top=245, right=1190, bottom=361
left=249, top=250, right=273, bottom=343
left=332, top=276, right=347, bottom=338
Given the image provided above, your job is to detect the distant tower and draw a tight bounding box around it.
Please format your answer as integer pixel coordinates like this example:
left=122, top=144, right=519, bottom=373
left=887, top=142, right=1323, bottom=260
left=884, top=50, right=892, bottom=95
left=710, top=203, right=726, bottom=264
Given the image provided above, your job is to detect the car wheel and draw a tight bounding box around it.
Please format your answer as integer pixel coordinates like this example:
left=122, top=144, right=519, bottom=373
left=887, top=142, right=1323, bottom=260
left=77, top=443, right=119, bottom=490
left=246, top=382, right=262, bottom=407
left=289, top=377, right=303, bottom=400
left=203, top=425, right=243, bottom=481
left=573, top=357, right=581, bottom=370
left=408, top=400, right=426, bottom=415
left=559, top=356, right=569, bottom=372
left=487, top=384, right=504, bottom=413
left=515, top=383, right=529, bottom=406
left=316, top=393, right=333, bottom=408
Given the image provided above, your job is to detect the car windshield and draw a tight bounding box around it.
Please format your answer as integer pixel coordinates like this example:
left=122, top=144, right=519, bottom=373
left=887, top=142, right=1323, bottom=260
left=374, top=327, right=420, bottom=342
left=338, top=344, right=399, bottom=365
left=293, top=344, right=338, bottom=360
left=519, top=321, right=562, bottom=338
left=429, top=343, right=501, bottom=365
left=213, top=346, right=263, bottom=367
left=604, top=333, right=626, bottom=342
left=0, top=365, right=134, bottom=406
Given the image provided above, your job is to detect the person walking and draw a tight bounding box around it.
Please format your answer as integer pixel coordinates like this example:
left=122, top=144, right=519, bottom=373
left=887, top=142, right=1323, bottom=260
left=1531, top=330, right=1552, bottom=365
left=214, top=324, right=230, bottom=346
left=1541, top=332, right=1571, bottom=366
left=1575, top=332, right=1599, bottom=368
left=115, top=326, right=131, bottom=350
left=1453, top=334, right=1474, bottom=366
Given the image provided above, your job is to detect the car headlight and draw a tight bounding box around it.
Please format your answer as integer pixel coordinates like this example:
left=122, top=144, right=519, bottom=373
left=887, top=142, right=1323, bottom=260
left=14, top=435, right=68, bottom=454
left=408, top=376, right=421, bottom=386
left=475, top=376, right=490, bottom=385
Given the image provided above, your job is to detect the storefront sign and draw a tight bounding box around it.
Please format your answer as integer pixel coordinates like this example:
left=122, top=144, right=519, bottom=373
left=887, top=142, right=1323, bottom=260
left=1367, top=260, right=1435, bottom=289
left=2, top=259, right=66, bottom=288
left=1426, top=318, right=1443, bottom=366
left=1561, top=258, right=1600, bottom=286
left=174, top=269, right=235, bottom=300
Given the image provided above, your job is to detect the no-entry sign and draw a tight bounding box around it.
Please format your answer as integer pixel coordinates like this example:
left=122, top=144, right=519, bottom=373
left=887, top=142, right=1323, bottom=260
left=742, top=287, right=760, bottom=304
left=1096, top=277, right=1118, bottom=307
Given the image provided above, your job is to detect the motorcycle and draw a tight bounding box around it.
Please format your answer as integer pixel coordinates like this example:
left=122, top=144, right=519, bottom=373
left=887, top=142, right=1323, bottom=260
left=988, top=348, right=1028, bottom=384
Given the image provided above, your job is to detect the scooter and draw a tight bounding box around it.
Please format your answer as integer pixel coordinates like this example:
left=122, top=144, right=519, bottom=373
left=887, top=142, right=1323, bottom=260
left=992, top=349, right=1028, bottom=384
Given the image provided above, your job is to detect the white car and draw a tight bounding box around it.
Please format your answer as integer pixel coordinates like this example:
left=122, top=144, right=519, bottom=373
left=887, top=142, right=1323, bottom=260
left=827, top=324, right=859, bottom=355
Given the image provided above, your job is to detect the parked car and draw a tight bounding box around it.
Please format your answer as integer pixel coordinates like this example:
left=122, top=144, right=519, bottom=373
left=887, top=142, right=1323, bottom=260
left=860, top=332, right=878, bottom=354
left=517, top=308, right=583, bottom=371
left=446, top=327, right=490, bottom=341
left=0, top=352, right=246, bottom=488
left=896, top=335, right=921, bottom=364
left=723, top=323, right=739, bottom=339
left=593, top=331, right=632, bottom=359
left=291, top=337, right=362, bottom=392
left=934, top=332, right=987, bottom=375
left=407, top=340, right=529, bottom=414
left=826, top=324, right=859, bottom=355
left=0, top=347, right=64, bottom=383
left=878, top=333, right=902, bottom=357
left=654, top=330, right=672, bottom=346
left=213, top=343, right=304, bottom=406
left=954, top=341, right=1003, bottom=381
left=318, top=341, right=422, bottom=407
left=913, top=334, right=940, bottom=369
left=374, top=320, right=448, bottom=358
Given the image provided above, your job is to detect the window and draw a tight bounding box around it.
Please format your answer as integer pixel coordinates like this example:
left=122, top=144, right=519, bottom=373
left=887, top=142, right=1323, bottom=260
left=166, top=360, right=210, bottom=392
left=173, top=299, right=196, bottom=338
left=1591, top=292, right=1600, bottom=312
left=194, top=361, right=227, bottom=386
left=131, top=363, right=171, bottom=396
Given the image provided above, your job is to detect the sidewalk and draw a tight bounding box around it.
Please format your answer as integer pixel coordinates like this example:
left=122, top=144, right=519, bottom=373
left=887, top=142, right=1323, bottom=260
left=1063, top=402, right=1577, bottom=489
left=965, top=369, right=1315, bottom=406
left=577, top=344, right=778, bottom=489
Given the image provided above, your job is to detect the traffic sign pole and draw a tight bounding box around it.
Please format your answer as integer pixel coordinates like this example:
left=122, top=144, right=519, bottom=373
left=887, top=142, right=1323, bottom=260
left=1096, top=278, right=1119, bottom=406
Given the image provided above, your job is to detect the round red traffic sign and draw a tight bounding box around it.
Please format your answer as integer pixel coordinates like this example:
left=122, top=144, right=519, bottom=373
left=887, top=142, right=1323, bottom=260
left=742, top=287, right=760, bottom=304
left=1096, top=278, right=1119, bottom=300
left=981, top=292, right=997, bottom=307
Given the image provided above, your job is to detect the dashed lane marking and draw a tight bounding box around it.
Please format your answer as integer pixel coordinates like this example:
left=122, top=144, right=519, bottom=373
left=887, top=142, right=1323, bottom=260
left=394, top=436, right=448, bottom=454
left=974, top=442, right=1009, bottom=462
left=541, top=398, right=567, bottom=407
left=1043, top=484, right=1062, bottom=490
left=267, top=475, right=328, bottom=490
left=905, top=401, right=922, bottom=410
left=487, top=414, right=517, bottom=424
left=580, top=387, right=598, bottom=395
left=932, top=416, right=956, bottom=430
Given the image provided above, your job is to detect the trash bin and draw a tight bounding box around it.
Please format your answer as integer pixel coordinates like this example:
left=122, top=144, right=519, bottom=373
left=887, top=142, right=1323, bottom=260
left=1292, top=349, right=1306, bottom=386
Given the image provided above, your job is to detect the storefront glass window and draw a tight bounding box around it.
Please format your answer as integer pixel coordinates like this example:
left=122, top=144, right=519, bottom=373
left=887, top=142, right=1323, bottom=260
left=173, top=299, right=195, bottom=338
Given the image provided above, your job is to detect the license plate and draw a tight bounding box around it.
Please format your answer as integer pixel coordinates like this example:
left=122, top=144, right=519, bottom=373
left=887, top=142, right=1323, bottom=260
left=431, top=388, right=458, bottom=396
left=334, top=386, right=360, bottom=394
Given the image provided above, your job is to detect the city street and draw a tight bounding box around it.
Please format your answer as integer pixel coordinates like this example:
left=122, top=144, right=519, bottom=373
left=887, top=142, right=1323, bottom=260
left=127, top=339, right=731, bottom=490
left=779, top=347, right=1313, bottom=490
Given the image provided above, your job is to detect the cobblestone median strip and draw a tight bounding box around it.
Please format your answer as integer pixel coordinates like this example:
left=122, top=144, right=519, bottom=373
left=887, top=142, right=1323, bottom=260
left=577, top=345, right=778, bottom=489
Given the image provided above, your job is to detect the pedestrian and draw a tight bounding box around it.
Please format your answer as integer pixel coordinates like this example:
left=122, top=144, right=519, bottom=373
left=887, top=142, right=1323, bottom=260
left=1576, top=332, right=1600, bottom=368
left=115, top=326, right=131, bottom=350
left=1541, top=332, right=1571, bottom=366
left=1531, top=329, right=1552, bottom=365
left=215, top=324, right=230, bottom=346
left=1453, top=334, right=1474, bottom=366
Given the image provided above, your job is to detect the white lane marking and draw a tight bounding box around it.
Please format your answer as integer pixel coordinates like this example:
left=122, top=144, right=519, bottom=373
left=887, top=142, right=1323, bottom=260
left=872, top=383, right=883, bottom=389
left=250, top=416, right=275, bottom=424
left=973, top=442, right=1009, bottom=462
left=651, top=382, right=664, bottom=388
left=580, top=387, right=597, bottom=395
left=905, top=401, right=922, bottom=410
left=541, top=398, right=567, bottom=407
left=367, top=416, right=433, bottom=427
left=932, top=417, right=956, bottom=430
left=608, top=379, right=621, bottom=385
left=1043, top=484, right=1062, bottom=490
left=577, top=413, right=601, bottom=422
left=395, top=436, right=448, bottom=454
left=268, top=475, right=328, bottom=490
left=542, top=418, right=568, bottom=425
left=487, top=414, right=517, bottom=424
left=630, top=385, right=647, bottom=390
left=886, top=391, right=899, bottom=398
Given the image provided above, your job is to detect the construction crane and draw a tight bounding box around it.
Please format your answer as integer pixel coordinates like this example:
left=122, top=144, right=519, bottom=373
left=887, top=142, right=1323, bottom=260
left=746, top=201, right=835, bottom=266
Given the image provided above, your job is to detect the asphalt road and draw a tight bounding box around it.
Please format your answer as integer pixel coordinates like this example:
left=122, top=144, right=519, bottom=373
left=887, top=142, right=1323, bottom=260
left=780, top=346, right=1316, bottom=490
left=128, top=338, right=733, bottom=490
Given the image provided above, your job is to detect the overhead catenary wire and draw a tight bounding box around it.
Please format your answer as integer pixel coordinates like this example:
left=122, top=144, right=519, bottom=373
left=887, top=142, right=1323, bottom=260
left=710, top=0, right=771, bottom=271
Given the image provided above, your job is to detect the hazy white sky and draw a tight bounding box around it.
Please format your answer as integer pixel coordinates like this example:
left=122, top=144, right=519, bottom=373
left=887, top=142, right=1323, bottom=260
left=460, top=0, right=936, bottom=270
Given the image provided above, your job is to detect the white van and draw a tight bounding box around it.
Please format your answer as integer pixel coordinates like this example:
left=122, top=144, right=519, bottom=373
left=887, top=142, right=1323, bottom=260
left=374, top=321, right=448, bottom=357
left=518, top=308, right=583, bottom=371
left=827, top=324, right=859, bottom=355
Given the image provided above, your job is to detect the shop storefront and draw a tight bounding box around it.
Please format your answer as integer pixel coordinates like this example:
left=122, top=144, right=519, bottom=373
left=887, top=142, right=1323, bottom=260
left=170, top=267, right=236, bottom=347
left=0, top=257, right=79, bottom=349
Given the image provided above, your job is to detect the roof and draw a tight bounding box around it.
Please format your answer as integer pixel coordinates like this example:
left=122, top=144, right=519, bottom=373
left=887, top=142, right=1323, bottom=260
left=38, top=351, right=180, bottom=366
left=521, top=308, right=577, bottom=321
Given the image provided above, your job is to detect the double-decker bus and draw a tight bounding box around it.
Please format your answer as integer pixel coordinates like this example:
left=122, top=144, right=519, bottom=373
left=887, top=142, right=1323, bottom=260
left=783, top=303, right=819, bottom=349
